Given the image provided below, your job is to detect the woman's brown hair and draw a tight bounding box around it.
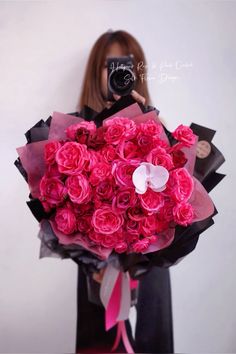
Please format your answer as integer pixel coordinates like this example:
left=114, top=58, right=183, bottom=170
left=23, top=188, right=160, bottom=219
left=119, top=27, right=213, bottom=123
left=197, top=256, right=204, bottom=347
left=77, top=30, right=152, bottom=112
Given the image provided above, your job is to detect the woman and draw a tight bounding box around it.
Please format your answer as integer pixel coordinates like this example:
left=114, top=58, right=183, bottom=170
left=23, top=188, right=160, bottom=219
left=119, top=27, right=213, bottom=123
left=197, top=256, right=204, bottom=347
left=75, top=29, right=174, bottom=353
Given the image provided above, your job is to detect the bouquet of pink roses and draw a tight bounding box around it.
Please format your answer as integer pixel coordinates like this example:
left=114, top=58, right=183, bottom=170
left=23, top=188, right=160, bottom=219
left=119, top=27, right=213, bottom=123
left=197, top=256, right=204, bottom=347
left=15, top=95, right=225, bottom=353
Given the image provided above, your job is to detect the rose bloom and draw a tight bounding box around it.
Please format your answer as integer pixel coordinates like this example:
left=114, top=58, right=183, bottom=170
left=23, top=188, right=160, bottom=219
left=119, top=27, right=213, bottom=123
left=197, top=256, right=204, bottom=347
left=136, top=132, right=154, bottom=154
left=39, top=176, right=67, bottom=208
left=112, top=159, right=140, bottom=187
left=158, top=200, right=175, bottom=222
left=139, top=119, right=162, bottom=137
left=172, top=125, right=196, bottom=147
left=156, top=218, right=169, bottom=232
left=77, top=215, right=92, bottom=233
left=115, top=241, right=128, bottom=253
left=100, top=234, right=118, bottom=248
left=167, top=168, right=194, bottom=202
left=173, top=202, right=194, bottom=226
left=66, top=174, right=92, bottom=204
left=104, top=121, right=126, bottom=145
left=96, top=179, right=114, bottom=201
left=44, top=141, right=62, bottom=165
left=146, top=146, right=174, bottom=170
left=127, top=205, right=145, bottom=221
left=153, top=136, right=170, bottom=149
left=117, top=141, right=141, bottom=160
left=88, top=230, right=103, bottom=244
left=66, top=121, right=96, bottom=140
left=112, top=188, right=137, bottom=213
left=101, top=145, right=118, bottom=163
left=123, top=141, right=140, bottom=159
left=139, top=188, right=165, bottom=212
left=75, top=202, right=93, bottom=217
left=45, top=163, right=62, bottom=179
left=141, top=215, right=157, bottom=237
left=126, top=231, right=139, bottom=244
left=92, top=206, right=124, bottom=234
left=87, top=126, right=106, bottom=149
left=171, top=150, right=187, bottom=168
left=89, top=162, right=112, bottom=186
left=84, top=150, right=100, bottom=172
left=55, top=142, right=88, bottom=175
left=132, top=238, right=150, bottom=253
left=89, top=230, right=124, bottom=249
left=55, top=206, right=77, bottom=235
left=126, top=218, right=141, bottom=236
left=104, top=117, right=137, bottom=141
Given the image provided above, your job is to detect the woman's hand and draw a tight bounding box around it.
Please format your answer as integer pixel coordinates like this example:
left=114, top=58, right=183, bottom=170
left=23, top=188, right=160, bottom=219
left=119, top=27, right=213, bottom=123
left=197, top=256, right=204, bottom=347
left=114, top=89, right=146, bottom=105
left=106, top=89, right=146, bottom=109
left=92, top=268, right=106, bottom=284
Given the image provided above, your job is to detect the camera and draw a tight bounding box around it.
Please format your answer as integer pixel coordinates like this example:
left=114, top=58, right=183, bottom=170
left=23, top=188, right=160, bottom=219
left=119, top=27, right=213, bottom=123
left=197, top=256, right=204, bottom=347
left=107, top=55, right=136, bottom=101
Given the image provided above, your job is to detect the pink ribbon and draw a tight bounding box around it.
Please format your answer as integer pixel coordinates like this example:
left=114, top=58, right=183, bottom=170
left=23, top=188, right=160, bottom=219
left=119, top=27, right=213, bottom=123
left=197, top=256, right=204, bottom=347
left=100, top=264, right=139, bottom=353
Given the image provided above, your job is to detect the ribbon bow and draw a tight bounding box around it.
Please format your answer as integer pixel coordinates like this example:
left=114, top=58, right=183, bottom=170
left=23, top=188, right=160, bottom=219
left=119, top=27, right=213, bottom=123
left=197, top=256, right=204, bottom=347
left=100, top=263, right=138, bottom=353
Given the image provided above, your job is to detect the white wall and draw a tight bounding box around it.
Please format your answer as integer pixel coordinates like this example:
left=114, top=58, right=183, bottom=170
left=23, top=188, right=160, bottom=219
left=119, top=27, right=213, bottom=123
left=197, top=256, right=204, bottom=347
left=0, top=0, right=235, bottom=352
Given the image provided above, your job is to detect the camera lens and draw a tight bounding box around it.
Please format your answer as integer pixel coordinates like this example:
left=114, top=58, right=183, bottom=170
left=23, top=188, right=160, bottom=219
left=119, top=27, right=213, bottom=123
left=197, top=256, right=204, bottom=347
left=108, top=67, right=135, bottom=96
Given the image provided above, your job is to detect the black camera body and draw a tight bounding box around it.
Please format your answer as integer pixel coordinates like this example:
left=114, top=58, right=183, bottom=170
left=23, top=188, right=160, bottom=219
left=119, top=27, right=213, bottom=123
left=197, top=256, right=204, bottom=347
left=107, top=55, right=136, bottom=101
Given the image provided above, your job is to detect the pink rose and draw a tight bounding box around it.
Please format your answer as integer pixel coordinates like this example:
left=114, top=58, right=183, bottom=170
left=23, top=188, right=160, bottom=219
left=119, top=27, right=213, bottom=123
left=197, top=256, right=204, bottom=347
left=139, top=119, right=162, bottom=136
left=101, top=145, right=118, bottom=163
left=75, top=202, right=93, bottom=217
left=77, top=215, right=92, bottom=233
left=104, top=121, right=125, bottom=145
left=89, top=162, right=112, bottom=186
left=158, top=201, right=175, bottom=222
left=55, top=207, right=77, bottom=235
left=88, top=126, right=106, bottom=149
left=56, top=142, right=88, bottom=175
left=45, top=163, right=62, bottom=179
left=66, top=174, right=92, bottom=204
left=139, top=188, right=165, bottom=212
left=171, top=150, right=187, bottom=168
left=39, top=176, right=67, bottom=208
left=89, top=230, right=124, bottom=249
left=66, top=121, right=96, bottom=141
left=167, top=168, right=194, bottom=202
left=112, top=188, right=136, bottom=213
left=92, top=206, right=123, bottom=234
left=115, top=242, right=128, bottom=253
left=146, top=147, right=174, bottom=170
left=96, top=179, right=114, bottom=201
left=115, top=228, right=126, bottom=242
left=172, top=125, right=196, bottom=147
left=127, top=205, right=145, bottom=221
left=88, top=230, right=103, bottom=244
left=132, top=238, right=150, bottom=253
left=84, top=150, right=100, bottom=172
left=153, top=136, right=169, bottom=149
left=104, top=117, right=137, bottom=141
left=112, top=160, right=140, bottom=187
left=122, top=141, right=139, bottom=159
left=117, top=141, right=141, bottom=160
left=136, top=132, right=154, bottom=153
left=44, top=141, right=62, bottom=165
left=126, top=232, right=139, bottom=243
left=156, top=219, right=169, bottom=232
left=100, top=234, right=117, bottom=248
left=126, top=218, right=141, bottom=236
left=141, top=215, right=157, bottom=237
left=173, top=202, right=194, bottom=226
